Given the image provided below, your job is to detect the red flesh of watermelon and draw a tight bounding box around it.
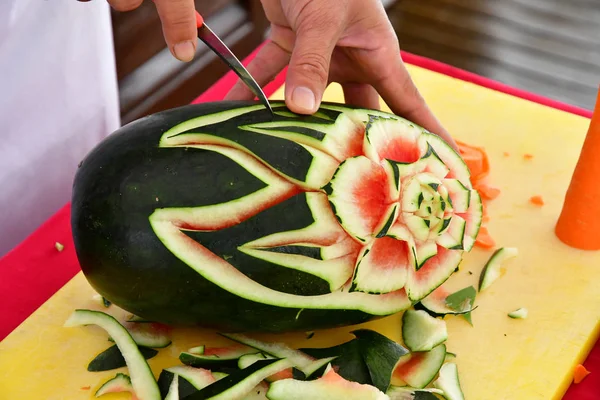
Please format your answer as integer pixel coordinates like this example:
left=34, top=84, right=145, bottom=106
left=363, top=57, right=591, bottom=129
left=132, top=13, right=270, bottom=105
left=375, top=134, right=421, bottom=164
left=350, top=163, right=394, bottom=233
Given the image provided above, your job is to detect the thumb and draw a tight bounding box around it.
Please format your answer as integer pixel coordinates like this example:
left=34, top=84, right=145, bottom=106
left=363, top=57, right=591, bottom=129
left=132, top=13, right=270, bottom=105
left=285, top=11, right=343, bottom=114
left=153, top=0, right=197, bottom=62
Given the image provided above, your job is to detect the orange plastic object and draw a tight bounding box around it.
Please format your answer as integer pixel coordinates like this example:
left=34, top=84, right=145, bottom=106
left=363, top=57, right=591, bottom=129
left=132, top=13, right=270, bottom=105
left=530, top=195, right=545, bottom=207
left=195, top=11, right=204, bottom=28
left=556, top=88, right=600, bottom=250
left=573, top=364, right=591, bottom=384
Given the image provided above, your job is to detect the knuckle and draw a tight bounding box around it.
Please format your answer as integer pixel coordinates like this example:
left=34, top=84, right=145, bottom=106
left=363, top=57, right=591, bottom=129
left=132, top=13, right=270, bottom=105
left=402, top=76, right=425, bottom=104
left=371, top=53, right=405, bottom=87
left=305, top=9, right=342, bottom=32
left=294, top=0, right=346, bottom=33
left=399, top=80, right=426, bottom=116
left=295, top=52, right=330, bottom=83
left=372, top=64, right=395, bottom=87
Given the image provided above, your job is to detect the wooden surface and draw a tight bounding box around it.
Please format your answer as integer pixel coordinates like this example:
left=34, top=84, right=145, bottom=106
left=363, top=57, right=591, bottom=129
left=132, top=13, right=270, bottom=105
left=110, top=0, right=400, bottom=125
left=389, top=0, right=600, bottom=111
left=111, top=0, right=238, bottom=81
left=110, top=0, right=599, bottom=123
left=111, top=0, right=270, bottom=125
left=1, top=64, right=599, bottom=400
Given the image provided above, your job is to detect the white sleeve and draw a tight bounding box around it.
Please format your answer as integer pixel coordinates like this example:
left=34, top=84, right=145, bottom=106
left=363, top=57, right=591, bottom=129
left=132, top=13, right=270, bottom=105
left=0, top=0, right=121, bottom=256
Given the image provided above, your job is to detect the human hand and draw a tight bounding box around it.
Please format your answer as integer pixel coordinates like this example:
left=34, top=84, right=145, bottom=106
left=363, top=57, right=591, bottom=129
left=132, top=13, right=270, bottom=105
left=106, top=0, right=198, bottom=62
left=225, top=0, right=455, bottom=148
left=104, top=0, right=454, bottom=147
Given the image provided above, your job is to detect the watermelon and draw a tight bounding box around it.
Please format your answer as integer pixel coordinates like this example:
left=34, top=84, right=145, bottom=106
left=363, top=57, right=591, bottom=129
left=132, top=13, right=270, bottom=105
left=157, top=366, right=216, bottom=398
left=179, top=344, right=259, bottom=370
left=95, top=373, right=135, bottom=398
left=71, top=101, right=482, bottom=332
left=267, top=364, right=391, bottom=400
left=88, top=344, right=158, bottom=372
left=391, top=344, right=446, bottom=389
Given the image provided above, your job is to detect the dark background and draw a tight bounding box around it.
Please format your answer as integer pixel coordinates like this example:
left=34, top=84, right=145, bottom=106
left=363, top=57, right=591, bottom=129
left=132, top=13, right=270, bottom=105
left=112, top=0, right=600, bottom=125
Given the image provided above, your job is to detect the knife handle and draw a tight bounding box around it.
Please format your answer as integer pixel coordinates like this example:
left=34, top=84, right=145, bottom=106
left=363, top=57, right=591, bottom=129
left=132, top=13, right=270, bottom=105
left=195, top=11, right=204, bottom=29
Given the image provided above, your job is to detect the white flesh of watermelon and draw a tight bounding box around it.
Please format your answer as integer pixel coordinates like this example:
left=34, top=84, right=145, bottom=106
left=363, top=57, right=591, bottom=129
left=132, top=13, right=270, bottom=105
left=165, top=374, right=179, bottom=400
left=422, top=132, right=472, bottom=189
left=433, top=363, right=465, bottom=400
left=436, top=215, right=467, bottom=250
left=402, top=310, right=448, bottom=352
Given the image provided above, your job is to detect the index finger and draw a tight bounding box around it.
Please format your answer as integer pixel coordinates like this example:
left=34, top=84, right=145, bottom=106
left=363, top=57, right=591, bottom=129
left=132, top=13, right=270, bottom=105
left=373, top=55, right=458, bottom=151
left=153, top=0, right=197, bottom=62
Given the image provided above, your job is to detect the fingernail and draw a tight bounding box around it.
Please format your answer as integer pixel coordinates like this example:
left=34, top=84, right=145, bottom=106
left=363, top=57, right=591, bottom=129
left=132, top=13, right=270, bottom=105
left=291, top=87, right=316, bottom=112
left=173, top=41, right=195, bottom=62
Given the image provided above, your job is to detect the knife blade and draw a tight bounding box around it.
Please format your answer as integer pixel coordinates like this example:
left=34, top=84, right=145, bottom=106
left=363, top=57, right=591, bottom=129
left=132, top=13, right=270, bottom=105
left=195, top=11, right=273, bottom=115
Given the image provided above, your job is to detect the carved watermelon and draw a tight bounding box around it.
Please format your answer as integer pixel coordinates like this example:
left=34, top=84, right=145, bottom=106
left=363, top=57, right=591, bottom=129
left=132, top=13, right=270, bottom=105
left=71, top=101, right=482, bottom=333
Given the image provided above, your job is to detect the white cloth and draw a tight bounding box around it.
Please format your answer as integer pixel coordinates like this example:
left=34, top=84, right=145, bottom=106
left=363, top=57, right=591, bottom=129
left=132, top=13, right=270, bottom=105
left=0, top=0, right=120, bottom=256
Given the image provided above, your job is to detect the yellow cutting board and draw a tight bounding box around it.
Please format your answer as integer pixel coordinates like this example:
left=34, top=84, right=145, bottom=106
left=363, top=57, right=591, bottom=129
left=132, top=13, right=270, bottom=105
left=1, top=65, right=599, bottom=400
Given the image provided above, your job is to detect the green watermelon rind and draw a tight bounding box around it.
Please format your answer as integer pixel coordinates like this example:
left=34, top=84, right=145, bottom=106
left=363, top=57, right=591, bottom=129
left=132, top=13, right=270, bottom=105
left=461, top=190, right=484, bottom=252
left=237, top=246, right=354, bottom=293
left=64, top=310, right=161, bottom=400
left=421, top=132, right=472, bottom=190
left=157, top=366, right=216, bottom=399
left=95, top=373, right=133, bottom=397
left=401, top=310, right=448, bottom=352
left=406, top=248, right=463, bottom=302
left=478, top=247, right=519, bottom=292
left=266, top=365, right=390, bottom=400
left=220, top=333, right=316, bottom=375
left=436, top=216, right=467, bottom=251
left=433, top=363, right=465, bottom=400
left=189, top=358, right=292, bottom=400
left=392, top=344, right=447, bottom=389
left=414, top=241, right=438, bottom=270
left=87, top=344, right=158, bottom=372
left=240, top=111, right=362, bottom=163
left=443, top=179, right=471, bottom=214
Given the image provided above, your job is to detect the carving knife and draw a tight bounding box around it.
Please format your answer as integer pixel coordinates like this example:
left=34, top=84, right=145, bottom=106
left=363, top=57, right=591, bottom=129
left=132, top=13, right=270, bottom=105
left=195, top=11, right=273, bottom=115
